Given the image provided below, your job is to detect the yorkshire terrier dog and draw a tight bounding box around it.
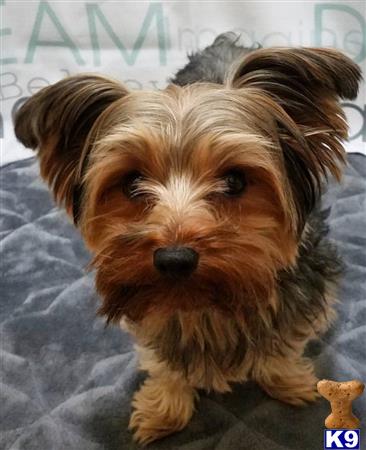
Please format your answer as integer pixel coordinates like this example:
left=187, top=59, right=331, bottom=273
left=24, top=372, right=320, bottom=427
left=14, top=34, right=361, bottom=444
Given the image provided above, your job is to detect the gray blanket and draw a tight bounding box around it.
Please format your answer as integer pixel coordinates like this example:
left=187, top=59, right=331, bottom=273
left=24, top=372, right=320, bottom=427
left=1, top=154, right=365, bottom=450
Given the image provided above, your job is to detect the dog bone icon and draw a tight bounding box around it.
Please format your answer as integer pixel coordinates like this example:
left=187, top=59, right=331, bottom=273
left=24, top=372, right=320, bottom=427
left=317, top=379, right=364, bottom=429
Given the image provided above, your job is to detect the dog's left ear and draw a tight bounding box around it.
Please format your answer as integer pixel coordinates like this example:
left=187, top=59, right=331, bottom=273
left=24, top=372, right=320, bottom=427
left=227, top=48, right=362, bottom=229
left=14, top=74, right=128, bottom=223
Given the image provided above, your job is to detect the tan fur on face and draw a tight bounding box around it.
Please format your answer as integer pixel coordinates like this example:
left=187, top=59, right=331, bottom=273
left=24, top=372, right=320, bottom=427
left=79, top=85, right=303, bottom=323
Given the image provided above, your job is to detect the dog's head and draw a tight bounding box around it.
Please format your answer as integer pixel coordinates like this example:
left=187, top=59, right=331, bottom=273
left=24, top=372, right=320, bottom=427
left=14, top=48, right=361, bottom=322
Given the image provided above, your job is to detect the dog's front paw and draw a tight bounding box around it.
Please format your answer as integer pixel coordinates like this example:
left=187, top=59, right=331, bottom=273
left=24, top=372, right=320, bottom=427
left=129, top=376, right=196, bottom=445
left=265, top=377, right=320, bottom=405
left=257, top=356, right=321, bottom=406
left=129, top=406, right=181, bottom=445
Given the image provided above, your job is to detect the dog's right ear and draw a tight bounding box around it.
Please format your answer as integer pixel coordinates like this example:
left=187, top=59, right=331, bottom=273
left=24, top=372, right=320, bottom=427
left=226, top=48, right=362, bottom=232
left=14, top=74, right=128, bottom=222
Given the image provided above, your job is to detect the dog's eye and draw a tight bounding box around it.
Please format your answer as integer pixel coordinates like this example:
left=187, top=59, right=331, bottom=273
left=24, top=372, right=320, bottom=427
left=122, top=171, right=144, bottom=198
left=222, top=170, right=247, bottom=196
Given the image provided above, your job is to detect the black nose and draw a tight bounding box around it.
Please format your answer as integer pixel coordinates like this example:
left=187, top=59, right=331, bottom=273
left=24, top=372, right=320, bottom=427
left=153, top=246, right=199, bottom=278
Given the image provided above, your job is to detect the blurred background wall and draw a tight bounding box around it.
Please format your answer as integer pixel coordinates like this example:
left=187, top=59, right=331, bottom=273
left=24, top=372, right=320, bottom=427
left=1, top=0, right=365, bottom=164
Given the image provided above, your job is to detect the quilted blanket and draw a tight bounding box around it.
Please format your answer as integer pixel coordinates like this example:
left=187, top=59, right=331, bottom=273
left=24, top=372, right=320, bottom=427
left=1, top=154, right=365, bottom=450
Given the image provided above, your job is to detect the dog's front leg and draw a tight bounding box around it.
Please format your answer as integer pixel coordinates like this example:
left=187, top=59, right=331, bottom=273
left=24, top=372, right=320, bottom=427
left=253, top=351, right=320, bottom=405
left=129, top=354, right=197, bottom=445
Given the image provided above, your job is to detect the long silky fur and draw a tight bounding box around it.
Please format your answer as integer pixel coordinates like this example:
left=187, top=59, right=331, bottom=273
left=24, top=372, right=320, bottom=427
left=13, top=32, right=362, bottom=444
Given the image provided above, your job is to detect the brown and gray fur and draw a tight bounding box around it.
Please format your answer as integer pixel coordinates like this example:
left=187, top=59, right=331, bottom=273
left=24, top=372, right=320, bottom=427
left=14, top=33, right=362, bottom=445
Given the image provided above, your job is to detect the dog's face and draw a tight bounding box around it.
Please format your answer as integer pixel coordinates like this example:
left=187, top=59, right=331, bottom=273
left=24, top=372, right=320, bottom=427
left=81, top=84, right=300, bottom=322
left=14, top=48, right=361, bottom=323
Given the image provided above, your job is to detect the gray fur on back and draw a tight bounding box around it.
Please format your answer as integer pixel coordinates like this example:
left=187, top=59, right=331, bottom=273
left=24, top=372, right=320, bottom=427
left=171, top=32, right=255, bottom=86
